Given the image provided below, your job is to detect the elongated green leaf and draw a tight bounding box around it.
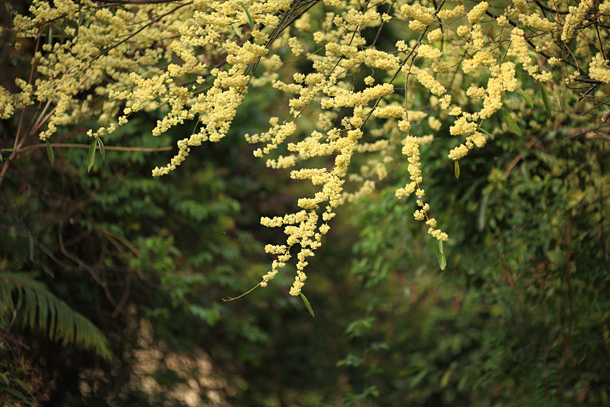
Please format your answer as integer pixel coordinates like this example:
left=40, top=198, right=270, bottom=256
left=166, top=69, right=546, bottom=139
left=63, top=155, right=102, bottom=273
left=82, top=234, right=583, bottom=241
left=518, top=88, right=533, bottom=108
left=231, top=23, right=242, bottom=37
left=45, top=140, right=54, bottom=166
left=87, top=140, right=96, bottom=172
left=500, top=108, right=522, bottom=137
left=410, top=369, right=428, bottom=388
left=13, top=379, right=32, bottom=394
left=0, top=385, right=33, bottom=405
left=440, top=369, right=452, bottom=388
left=96, top=137, right=105, bottom=162
left=454, top=161, right=460, bottom=179
left=436, top=240, right=447, bottom=270
left=242, top=5, right=254, bottom=29
left=0, top=372, right=9, bottom=386
left=300, top=293, right=315, bottom=318
left=540, top=83, right=552, bottom=115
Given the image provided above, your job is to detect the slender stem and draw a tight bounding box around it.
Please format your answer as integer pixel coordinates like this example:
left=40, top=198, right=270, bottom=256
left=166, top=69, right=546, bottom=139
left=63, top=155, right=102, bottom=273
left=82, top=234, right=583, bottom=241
left=25, top=143, right=173, bottom=152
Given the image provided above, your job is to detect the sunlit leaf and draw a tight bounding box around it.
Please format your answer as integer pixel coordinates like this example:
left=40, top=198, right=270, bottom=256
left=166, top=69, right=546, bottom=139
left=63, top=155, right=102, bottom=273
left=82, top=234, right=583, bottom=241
left=231, top=23, right=242, bottom=37
left=454, top=160, right=460, bottom=179
left=300, top=293, right=315, bottom=318
left=436, top=240, right=447, bottom=270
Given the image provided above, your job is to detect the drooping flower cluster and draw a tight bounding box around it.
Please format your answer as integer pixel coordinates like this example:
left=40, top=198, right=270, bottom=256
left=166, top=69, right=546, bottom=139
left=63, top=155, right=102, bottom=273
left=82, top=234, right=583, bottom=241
left=2, top=0, right=609, bottom=295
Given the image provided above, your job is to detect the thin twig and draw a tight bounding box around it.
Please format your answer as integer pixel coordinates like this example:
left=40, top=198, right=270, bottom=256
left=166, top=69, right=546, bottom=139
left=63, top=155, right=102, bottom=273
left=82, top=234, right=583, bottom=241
left=25, top=143, right=173, bottom=152
left=222, top=283, right=261, bottom=302
left=504, top=137, right=539, bottom=179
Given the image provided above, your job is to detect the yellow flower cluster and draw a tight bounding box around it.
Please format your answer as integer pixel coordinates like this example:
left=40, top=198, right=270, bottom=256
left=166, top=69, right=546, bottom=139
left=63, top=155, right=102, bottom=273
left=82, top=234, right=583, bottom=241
left=395, top=136, right=423, bottom=199
left=508, top=27, right=552, bottom=82
left=437, top=5, right=465, bottom=20
left=590, top=54, right=610, bottom=84
left=520, top=14, right=556, bottom=32
left=417, top=45, right=443, bottom=61
left=562, top=1, right=593, bottom=42
left=416, top=69, right=446, bottom=96
left=400, top=4, right=436, bottom=27
left=4, top=0, right=608, bottom=295
left=467, top=2, right=488, bottom=24
left=481, top=62, right=518, bottom=119
left=396, top=136, right=448, bottom=242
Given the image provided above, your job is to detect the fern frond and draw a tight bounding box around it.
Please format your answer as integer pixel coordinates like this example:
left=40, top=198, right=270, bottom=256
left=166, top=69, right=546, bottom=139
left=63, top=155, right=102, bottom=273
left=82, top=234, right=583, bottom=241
left=0, top=272, right=112, bottom=360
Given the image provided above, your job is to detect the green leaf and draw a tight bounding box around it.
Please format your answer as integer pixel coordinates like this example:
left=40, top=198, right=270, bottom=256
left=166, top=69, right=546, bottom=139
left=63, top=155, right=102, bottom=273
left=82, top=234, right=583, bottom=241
left=500, top=108, right=522, bottom=137
left=231, top=23, right=242, bottom=37
left=300, top=293, right=315, bottom=318
left=45, top=140, right=54, bottom=166
left=87, top=140, right=96, bottom=172
left=518, top=88, right=533, bottom=109
left=242, top=5, right=254, bottom=29
left=540, top=83, right=552, bottom=115
left=436, top=240, right=447, bottom=270
left=458, top=375, right=468, bottom=391
left=440, top=369, right=452, bottom=388
left=96, top=137, right=105, bottom=162
left=454, top=161, right=460, bottom=179
left=0, top=385, right=33, bottom=405
left=13, top=379, right=32, bottom=394
left=410, top=369, right=428, bottom=388
left=0, top=372, right=9, bottom=386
